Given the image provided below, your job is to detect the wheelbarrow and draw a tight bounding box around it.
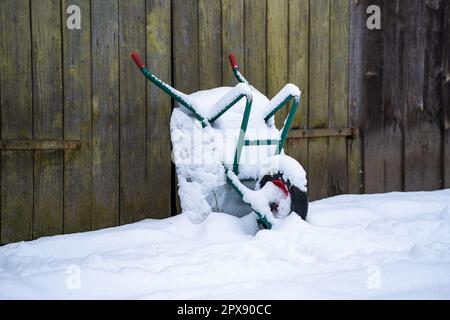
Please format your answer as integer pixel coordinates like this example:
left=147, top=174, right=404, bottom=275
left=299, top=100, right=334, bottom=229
left=131, top=51, right=308, bottom=229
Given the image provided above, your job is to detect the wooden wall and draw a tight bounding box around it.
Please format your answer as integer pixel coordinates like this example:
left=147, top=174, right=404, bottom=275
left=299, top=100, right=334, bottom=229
left=351, top=0, right=449, bottom=194
left=0, top=0, right=173, bottom=244
left=0, top=0, right=448, bottom=244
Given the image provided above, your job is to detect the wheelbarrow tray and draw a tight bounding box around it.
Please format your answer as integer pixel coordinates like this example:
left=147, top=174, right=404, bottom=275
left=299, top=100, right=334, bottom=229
left=171, top=86, right=305, bottom=223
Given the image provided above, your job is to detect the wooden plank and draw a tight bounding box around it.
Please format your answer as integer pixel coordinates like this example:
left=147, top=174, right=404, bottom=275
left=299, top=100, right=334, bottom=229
left=222, top=0, right=245, bottom=86
left=288, top=128, right=357, bottom=139
left=147, top=0, right=172, bottom=217
left=267, top=0, right=288, bottom=129
left=62, top=0, right=92, bottom=234
left=0, top=140, right=80, bottom=150
left=362, top=0, right=385, bottom=194
left=119, top=0, right=148, bottom=225
left=0, top=0, right=33, bottom=243
left=421, top=0, right=444, bottom=191
left=244, top=0, right=266, bottom=93
left=286, top=0, right=309, bottom=170
left=31, top=0, right=64, bottom=238
left=172, top=0, right=199, bottom=213
left=328, top=0, right=349, bottom=196
left=403, top=0, right=427, bottom=191
left=308, top=0, right=330, bottom=200
left=444, top=0, right=450, bottom=188
left=91, top=0, right=120, bottom=228
left=173, top=0, right=199, bottom=93
left=199, top=0, right=222, bottom=89
left=348, top=0, right=364, bottom=194
left=381, top=0, right=403, bottom=192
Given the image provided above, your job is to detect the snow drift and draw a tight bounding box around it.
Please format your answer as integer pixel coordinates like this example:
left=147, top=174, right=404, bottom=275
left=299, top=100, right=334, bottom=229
left=1, top=189, right=450, bottom=299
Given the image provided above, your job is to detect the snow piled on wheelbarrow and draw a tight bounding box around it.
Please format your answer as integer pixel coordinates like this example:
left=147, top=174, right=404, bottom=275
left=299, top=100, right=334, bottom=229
left=1, top=189, right=450, bottom=299
left=170, top=85, right=306, bottom=223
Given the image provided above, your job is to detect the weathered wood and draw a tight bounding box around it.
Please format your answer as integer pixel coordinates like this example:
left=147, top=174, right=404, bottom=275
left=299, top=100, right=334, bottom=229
left=288, top=128, right=357, bottom=139
left=381, top=0, right=403, bottom=192
left=172, top=0, right=199, bottom=213
left=119, top=0, right=148, bottom=225
left=91, top=0, right=120, bottom=228
left=222, top=0, right=245, bottom=86
left=308, top=0, right=330, bottom=200
left=173, top=0, right=199, bottom=94
left=2, top=0, right=447, bottom=246
left=244, top=0, right=266, bottom=93
left=348, top=0, right=364, bottom=194
left=403, top=0, right=433, bottom=191
left=362, top=0, right=385, bottom=194
left=62, top=0, right=92, bottom=234
left=328, top=0, right=349, bottom=196
left=0, top=0, right=34, bottom=243
left=421, top=0, right=444, bottom=190
left=286, top=0, right=309, bottom=171
left=0, top=140, right=80, bottom=150
left=199, top=0, right=222, bottom=89
left=31, top=0, right=64, bottom=238
left=267, top=0, right=288, bottom=129
left=146, top=0, right=172, bottom=218
left=444, top=0, right=450, bottom=188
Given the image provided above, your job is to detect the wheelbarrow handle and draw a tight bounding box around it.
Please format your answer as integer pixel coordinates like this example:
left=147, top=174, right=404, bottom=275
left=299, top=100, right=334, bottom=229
left=228, top=53, right=239, bottom=69
left=130, top=50, right=208, bottom=127
left=131, top=51, right=145, bottom=69
left=228, top=53, right=248, bottom=84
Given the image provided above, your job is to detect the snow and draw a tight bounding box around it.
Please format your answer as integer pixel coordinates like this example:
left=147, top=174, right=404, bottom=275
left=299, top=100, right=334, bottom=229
left=170, top=84, right=306, bottom=223
left=1, top=189, right=450, bottom=300
left=265, top=83, right=301, bottom=119
left=259, top=154, right=307, bottom=191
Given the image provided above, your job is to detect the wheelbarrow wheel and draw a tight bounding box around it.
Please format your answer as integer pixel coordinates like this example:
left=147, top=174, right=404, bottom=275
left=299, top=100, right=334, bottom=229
left=259, top=172, right=308, bottom=220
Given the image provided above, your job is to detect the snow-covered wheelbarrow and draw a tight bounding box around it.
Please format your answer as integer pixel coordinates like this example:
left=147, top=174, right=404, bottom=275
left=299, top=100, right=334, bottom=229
left=131, top=52, right=308, bottom=229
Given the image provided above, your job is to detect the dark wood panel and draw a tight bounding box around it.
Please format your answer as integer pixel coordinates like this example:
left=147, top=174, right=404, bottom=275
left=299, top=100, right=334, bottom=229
left=362, top=0, right=385, bottom=194
left=146, top=0, right=172, bottom=218
left=31, top=0, right=64, bottom=238
left=286, top=0, right=309, bottom=174
left=421, top=0, right=444, bottom=190
left=172, top=0, right=199, bottom=213
left=119, top=0, right=148, bottom=225
left=381, top=0, right=404, bottom=192
left=244, top=0, right=267, bottom=93
left=348, top=0, right=364, bottom=194
left=444, top=0, right=450, bottom=188
left=0, top=0, right=34, bottom=243
left=91, top=0, right=120, bottom=228
left=222, top=0, right=244, bottom=86
left=267, top=0, right=288, bottom=129
left=199, top=0, right=222, bottom=90
left=403, top=0, right=426, bottom=191
left=308, top=0, right=330, bottom=200
left=173, top=0, right=199, bottom=93
left=62, top=0, right=92, bottom=234
left=328, top=0, right=349, bottom=196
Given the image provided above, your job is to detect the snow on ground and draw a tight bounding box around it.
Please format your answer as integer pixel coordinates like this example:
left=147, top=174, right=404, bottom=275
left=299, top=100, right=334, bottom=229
left=1, top=189, right=450, bottom=299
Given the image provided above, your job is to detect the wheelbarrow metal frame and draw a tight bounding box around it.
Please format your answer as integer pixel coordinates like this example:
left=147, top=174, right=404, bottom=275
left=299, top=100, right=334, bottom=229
left=131, top=52, right=302, bottom=229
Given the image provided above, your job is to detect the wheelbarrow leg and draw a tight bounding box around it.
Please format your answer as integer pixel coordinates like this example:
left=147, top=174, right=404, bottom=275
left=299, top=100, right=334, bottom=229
left=206, top=83, right=254, bottom=175
left=225, top=167, right=272, bottom=229
left=263, top=84, right=301, bottom=155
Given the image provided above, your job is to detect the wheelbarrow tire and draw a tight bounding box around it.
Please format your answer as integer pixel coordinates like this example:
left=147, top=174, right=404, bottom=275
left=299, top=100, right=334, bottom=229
left=259, top=172, right=308, bottom=220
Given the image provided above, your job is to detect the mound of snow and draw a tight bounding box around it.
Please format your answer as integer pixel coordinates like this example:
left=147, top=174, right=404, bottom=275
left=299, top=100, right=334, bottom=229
left=1, top=189, right=450, bottom=299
